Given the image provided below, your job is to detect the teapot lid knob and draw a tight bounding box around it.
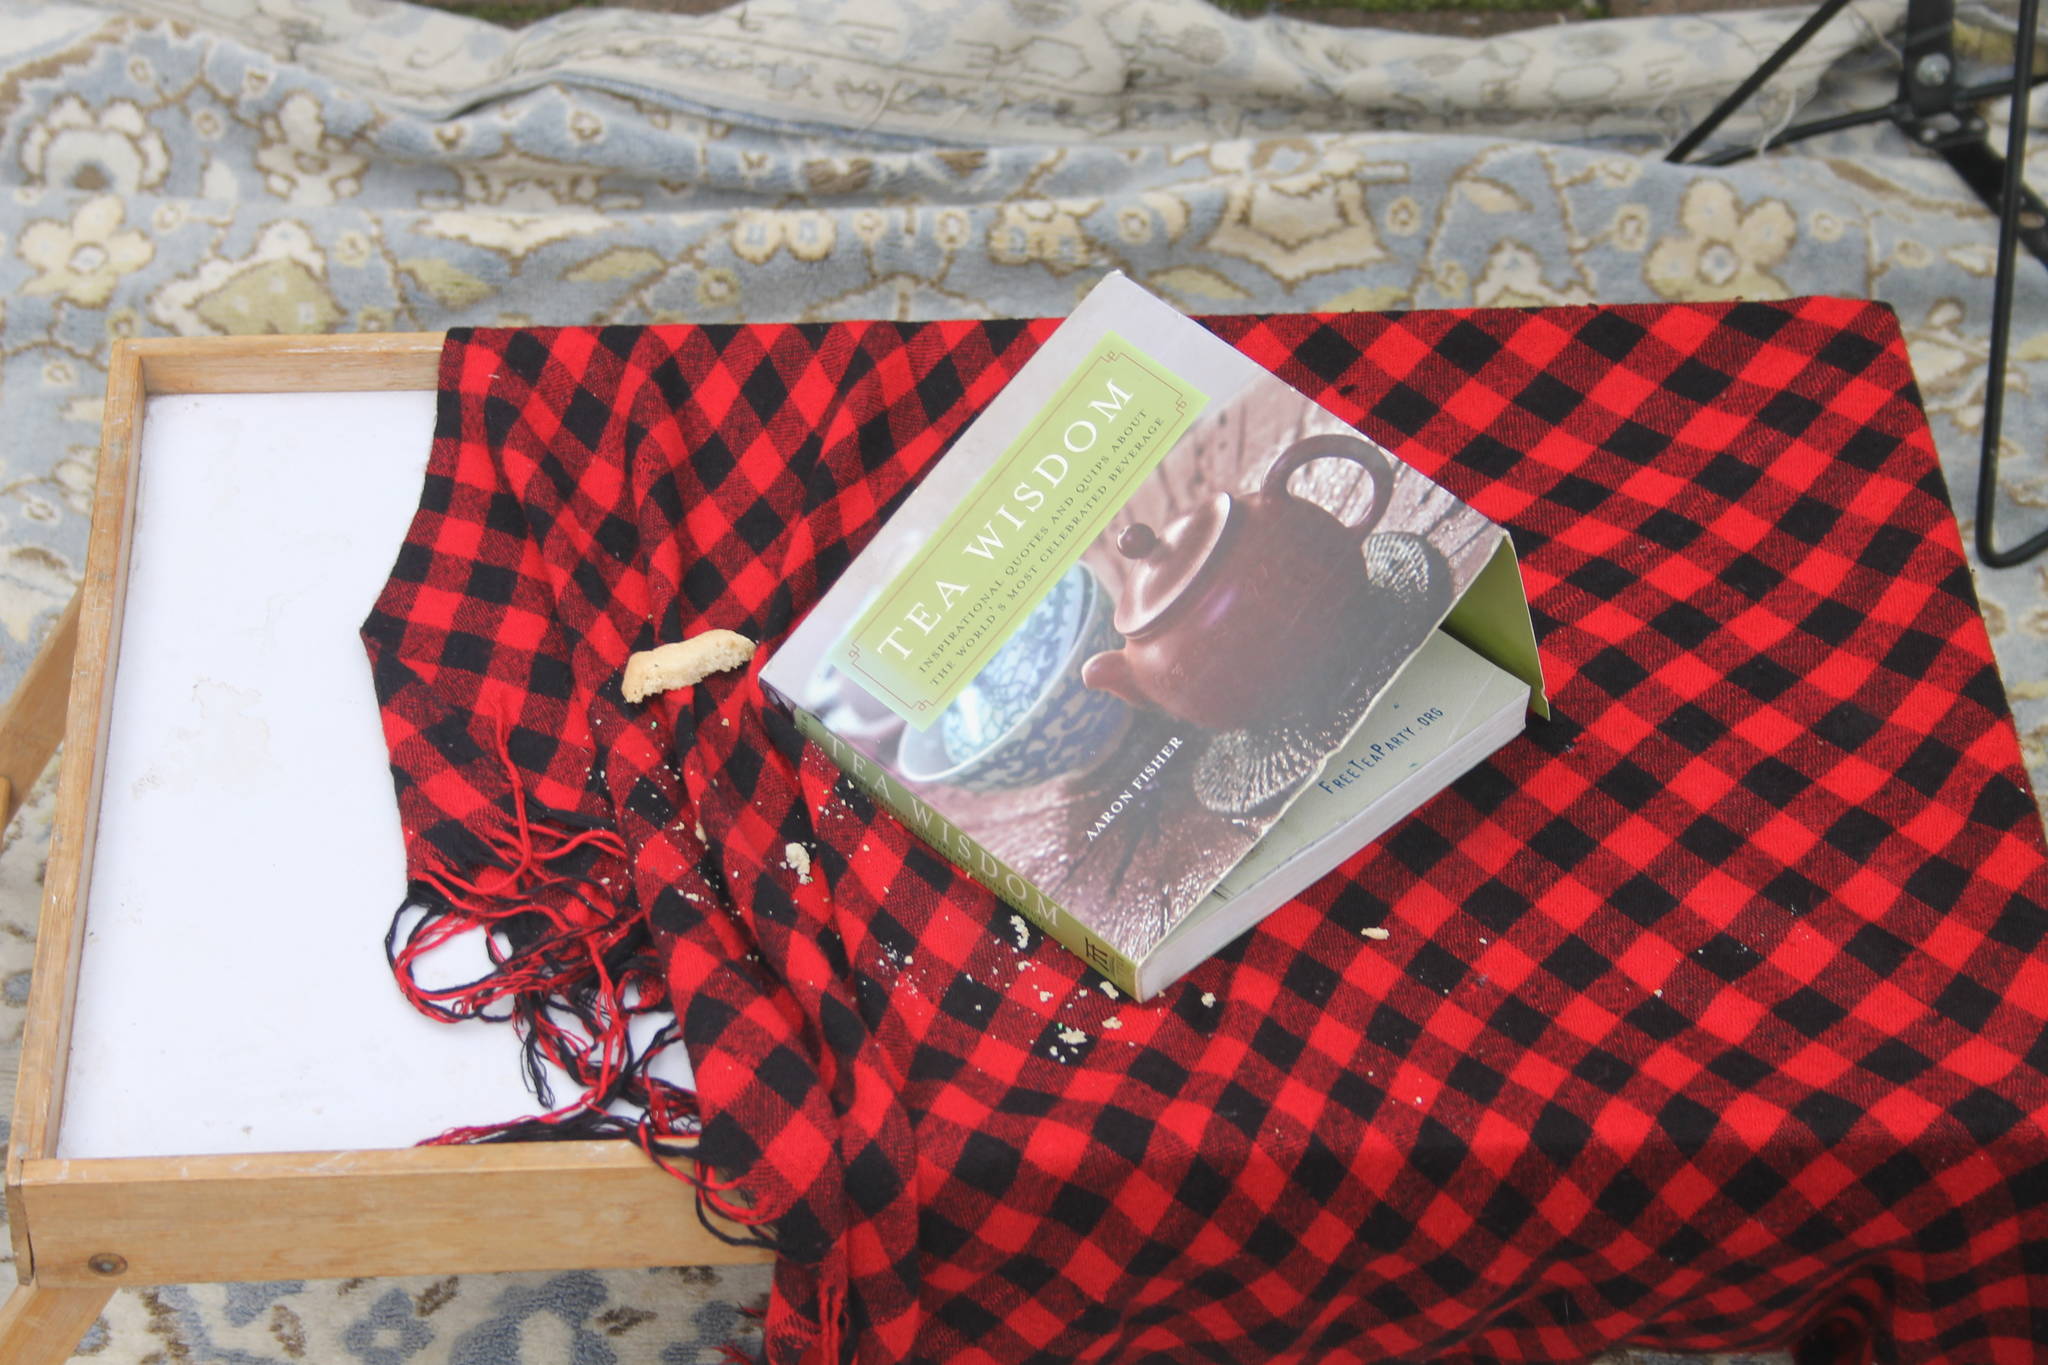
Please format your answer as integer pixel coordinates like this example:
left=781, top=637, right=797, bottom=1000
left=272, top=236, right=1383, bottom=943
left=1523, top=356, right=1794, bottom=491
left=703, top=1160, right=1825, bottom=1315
left=1117, top=524, right=1158, bottom=558
left=1110, top=492, right=1236, bottom=638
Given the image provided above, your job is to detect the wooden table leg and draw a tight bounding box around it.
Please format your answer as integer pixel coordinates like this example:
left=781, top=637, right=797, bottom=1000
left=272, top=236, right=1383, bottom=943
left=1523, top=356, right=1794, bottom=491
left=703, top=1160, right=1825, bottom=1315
left=0, top=591, right=79, bottom=834
left=0, top=1281, right=113, bottom=1365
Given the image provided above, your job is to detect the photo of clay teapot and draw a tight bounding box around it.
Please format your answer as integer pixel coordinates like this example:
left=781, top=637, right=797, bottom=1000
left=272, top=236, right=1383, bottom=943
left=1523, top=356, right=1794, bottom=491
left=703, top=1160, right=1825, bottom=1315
left=1080, top=432, right=1417, bottom=731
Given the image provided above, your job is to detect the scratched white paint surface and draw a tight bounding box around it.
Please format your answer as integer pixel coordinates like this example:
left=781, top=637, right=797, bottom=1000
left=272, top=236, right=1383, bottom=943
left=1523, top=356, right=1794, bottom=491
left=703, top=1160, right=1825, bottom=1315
left=57, top=390, right=637, bottom=1159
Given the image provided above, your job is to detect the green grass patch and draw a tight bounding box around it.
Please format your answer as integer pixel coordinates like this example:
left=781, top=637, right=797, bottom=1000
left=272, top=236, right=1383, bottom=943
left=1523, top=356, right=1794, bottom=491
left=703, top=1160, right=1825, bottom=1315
left=1216, top=0, right=1590, bottom=9
left=417, top=0, right=606, bottom=22
left=416, top=0, right=1590, bottom=24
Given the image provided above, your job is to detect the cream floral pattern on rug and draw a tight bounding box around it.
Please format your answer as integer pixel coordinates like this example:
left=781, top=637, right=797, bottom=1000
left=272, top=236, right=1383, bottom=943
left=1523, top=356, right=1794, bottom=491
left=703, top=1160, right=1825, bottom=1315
left=1, top=0, right=2044, bottom=1358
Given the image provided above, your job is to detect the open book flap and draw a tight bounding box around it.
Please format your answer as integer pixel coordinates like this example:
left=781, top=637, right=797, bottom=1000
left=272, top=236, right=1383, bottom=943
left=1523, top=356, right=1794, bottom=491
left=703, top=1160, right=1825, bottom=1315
left=1442, top=535, right=1550, bottom=720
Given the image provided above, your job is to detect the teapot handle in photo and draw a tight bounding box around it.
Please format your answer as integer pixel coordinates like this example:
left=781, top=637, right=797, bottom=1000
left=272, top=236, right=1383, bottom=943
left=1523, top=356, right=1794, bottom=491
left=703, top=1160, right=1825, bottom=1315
left=1259, top=433, right=1396, bottom=539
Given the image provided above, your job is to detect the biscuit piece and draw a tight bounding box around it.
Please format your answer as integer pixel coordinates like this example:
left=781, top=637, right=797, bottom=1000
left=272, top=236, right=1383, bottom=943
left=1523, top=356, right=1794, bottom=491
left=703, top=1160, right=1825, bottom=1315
left=623, top=630, right=756, bottom=702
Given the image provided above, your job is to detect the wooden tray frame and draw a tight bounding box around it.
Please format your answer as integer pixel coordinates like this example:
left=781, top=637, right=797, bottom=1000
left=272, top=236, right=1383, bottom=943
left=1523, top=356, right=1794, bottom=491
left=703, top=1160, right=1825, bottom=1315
left=0, top=335, right=768, bottom=1365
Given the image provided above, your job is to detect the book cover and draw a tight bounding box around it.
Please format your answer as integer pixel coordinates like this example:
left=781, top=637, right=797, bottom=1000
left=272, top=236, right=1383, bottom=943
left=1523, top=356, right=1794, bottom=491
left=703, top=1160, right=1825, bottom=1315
left=760, top=274, right=1543, bottom=997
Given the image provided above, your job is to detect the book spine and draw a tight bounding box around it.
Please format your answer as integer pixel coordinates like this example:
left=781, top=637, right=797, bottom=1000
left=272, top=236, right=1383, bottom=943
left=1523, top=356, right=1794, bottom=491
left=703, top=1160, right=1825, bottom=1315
left=780, top=702, right=1142, bottom=997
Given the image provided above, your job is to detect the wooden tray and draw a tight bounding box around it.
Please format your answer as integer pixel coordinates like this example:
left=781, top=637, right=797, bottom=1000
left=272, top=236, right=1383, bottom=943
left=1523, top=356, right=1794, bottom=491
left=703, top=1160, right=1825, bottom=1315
left=1, top=335, right=766, bottom=1365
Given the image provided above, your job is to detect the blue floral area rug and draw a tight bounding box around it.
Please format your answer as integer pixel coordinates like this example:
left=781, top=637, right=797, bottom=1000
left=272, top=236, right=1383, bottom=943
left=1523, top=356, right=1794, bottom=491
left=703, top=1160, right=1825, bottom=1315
left=0, top=0, right=2042, bottom=1358
left=72, top=1268, right=767, bottom=1364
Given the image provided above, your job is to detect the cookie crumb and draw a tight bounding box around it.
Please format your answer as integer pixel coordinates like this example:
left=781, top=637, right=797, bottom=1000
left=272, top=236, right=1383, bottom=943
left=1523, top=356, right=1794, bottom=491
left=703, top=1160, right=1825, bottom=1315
left=1102, top=1016, right=1123, bottom=1029
left=784, top=842, right=812, bottom=884
left=1200, top=992, right=1217, bottom=1007
left=1362, top=926, right=1391, bottom=940
left=1057, top=1027, right=1087, bottom=1044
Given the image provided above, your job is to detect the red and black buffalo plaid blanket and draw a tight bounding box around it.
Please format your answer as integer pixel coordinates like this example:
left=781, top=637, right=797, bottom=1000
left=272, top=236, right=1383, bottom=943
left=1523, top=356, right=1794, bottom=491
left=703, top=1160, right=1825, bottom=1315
left=364, top=299, right=2048, bottom=1365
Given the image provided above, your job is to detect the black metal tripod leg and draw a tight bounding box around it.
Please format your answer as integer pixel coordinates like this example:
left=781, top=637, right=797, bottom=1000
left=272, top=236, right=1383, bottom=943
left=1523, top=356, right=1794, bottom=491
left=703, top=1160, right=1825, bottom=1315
left=1666, top=0, right=1862, bottom=162
left=1975, top=0, right=2046, bottom=567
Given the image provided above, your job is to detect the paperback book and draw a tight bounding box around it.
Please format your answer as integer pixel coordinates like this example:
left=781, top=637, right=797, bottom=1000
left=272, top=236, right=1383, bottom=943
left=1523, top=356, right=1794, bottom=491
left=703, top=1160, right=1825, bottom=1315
left=760, top=274, right=1547, bottom=998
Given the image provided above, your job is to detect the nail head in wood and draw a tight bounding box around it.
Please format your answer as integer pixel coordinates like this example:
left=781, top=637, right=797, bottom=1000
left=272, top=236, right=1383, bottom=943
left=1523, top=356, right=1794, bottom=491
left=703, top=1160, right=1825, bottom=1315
left=86, top=1253, right=126, bottom=1276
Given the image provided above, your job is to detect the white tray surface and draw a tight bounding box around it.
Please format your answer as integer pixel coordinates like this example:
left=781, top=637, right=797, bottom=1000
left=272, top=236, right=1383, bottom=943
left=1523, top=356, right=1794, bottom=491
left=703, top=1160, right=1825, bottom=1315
left=57, top=389, right=658, bottom=1160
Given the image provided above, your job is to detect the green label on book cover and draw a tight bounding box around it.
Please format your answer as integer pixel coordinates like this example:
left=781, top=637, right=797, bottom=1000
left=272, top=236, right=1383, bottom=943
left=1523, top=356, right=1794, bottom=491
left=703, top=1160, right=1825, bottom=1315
left=831, top=333, right=1204, bottom=728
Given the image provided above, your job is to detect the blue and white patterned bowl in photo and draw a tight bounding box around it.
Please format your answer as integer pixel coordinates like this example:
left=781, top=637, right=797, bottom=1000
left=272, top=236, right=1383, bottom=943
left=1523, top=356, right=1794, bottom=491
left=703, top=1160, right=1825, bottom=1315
left=896, top=564, right=1129, bottom=792
left=942, top=565, right=1091, bottom=761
